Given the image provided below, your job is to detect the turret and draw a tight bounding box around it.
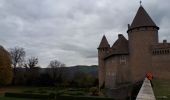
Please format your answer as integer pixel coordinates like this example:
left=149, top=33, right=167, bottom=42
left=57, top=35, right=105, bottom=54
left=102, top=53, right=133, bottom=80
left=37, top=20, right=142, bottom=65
left=98, top=35, right=110, bottom=89
left=127, top=6, right=159, bottom=82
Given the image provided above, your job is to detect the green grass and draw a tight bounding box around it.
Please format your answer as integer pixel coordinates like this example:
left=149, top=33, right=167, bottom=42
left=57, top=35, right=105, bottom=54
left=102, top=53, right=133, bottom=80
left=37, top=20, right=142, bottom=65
left=153, top=79, right=170, bottom=100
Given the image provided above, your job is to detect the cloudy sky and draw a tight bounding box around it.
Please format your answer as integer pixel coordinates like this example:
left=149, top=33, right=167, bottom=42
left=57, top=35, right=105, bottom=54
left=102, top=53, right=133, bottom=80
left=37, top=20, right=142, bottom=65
left=0, top=0, right=170, bottom=67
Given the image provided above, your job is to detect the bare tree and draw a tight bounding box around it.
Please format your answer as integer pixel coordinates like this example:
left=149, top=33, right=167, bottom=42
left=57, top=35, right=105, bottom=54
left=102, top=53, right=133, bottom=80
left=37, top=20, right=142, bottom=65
left=9, top=47, right=26, bottom=68
left=27, top=57, right=38, bottom=68
left=48, top=60, right=65, bottom=84
left=9, top=47, right=25, bottom=84
left=25, top=57, right=40, bottom=85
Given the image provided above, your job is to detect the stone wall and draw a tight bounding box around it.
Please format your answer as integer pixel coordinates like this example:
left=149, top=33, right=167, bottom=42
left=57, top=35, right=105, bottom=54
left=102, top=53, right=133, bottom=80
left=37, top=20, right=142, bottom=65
left=116, top=55, right=130, bottom=84
left=152, top=54, right=170, bottom=79
left=105, top=56, right=117, bottom=88
left=98, top=49, right=106, bottom=88
left=104, top=54, right=129, bottom=88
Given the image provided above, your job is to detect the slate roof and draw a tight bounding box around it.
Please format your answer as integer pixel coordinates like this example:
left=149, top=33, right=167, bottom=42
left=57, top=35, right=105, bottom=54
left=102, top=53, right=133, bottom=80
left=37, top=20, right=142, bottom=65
left=98, top=35, right=110, bottom=49
left=104, top=34, right=129, bottom=59
left=111, top=34, right=129, bottom=53
left=128, top=6, right=159, bottom=31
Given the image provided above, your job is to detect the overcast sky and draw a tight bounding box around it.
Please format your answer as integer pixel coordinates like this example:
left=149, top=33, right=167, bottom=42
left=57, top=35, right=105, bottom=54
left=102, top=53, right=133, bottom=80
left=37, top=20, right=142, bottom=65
left=0, top=0, right=170, bottom=67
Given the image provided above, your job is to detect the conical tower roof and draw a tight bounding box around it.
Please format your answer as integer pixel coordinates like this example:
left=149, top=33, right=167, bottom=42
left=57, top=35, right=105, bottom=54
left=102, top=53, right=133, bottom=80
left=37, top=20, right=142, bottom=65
left=98, top=35, right=110, bottom=49
left=128, top=6, right=159, bottom=31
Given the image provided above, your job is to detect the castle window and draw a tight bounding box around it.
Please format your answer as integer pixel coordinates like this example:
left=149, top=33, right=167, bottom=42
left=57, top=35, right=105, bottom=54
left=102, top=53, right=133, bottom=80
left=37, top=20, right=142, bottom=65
left=159, top=50, right=161, bottom=54
left=164, top=50, right=166, bottom=54
left=163, top=50, right=165, bottom=54
left=152, top=50, right=155, bottom=55
left=120, top=55, right=126, bottom=64
left=154, top=50, right=156, bottom=55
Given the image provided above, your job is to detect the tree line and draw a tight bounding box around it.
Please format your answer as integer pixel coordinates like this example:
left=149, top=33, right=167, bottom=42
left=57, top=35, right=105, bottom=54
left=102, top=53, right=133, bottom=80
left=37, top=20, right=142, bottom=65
left=0, top=46, right=98, bottom=87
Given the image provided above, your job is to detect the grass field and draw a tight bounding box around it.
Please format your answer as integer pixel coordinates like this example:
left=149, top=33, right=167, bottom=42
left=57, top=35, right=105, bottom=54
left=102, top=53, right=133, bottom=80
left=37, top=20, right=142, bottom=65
left=153, top=79, right=170, bottom=100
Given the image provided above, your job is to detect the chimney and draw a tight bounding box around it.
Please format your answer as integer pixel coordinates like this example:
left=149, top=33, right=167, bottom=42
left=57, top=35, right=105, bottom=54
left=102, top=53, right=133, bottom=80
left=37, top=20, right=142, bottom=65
left=118, top=34, right=123, bottom=38
left=163, top=40, right=167, bottom=43
left=128, top=24, right=130, bottom=29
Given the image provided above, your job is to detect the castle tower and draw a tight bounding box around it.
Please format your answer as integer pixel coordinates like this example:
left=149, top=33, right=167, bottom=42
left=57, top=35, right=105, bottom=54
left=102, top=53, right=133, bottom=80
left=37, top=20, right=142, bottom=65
left=98, top=35, right=110, bottom=88
left=127, top=6, right=159, bottom=82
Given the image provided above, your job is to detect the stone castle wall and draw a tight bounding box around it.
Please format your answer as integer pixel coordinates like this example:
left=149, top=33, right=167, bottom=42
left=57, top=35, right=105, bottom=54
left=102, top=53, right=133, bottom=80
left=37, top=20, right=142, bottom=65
left=152, top=54, right=170, bottom=79
left=98, top=49, right=106, bottom=88
left=105, top=56, right=117, bottom=88
left=104, top=55, right=129, bottom=88
left=116, top=55, right=130, bottom=84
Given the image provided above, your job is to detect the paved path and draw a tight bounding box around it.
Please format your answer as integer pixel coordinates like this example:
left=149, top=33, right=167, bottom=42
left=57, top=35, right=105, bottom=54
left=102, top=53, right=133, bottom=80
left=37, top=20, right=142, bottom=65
left=136, top=78, right=156, bottom=100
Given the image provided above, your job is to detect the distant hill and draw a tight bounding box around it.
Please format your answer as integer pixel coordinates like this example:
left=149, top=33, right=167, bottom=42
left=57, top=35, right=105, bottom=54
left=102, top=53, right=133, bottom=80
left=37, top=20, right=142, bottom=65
left=16, top=65, right=98, bottom=81
left=40, top=65, right=98, bottom=79
left=64, top=65, right=98, bottom=78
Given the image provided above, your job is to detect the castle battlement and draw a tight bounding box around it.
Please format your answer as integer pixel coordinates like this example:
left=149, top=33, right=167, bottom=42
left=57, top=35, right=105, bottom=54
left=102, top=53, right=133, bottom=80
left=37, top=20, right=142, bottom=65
left=152, top=42, right=170, bottom=55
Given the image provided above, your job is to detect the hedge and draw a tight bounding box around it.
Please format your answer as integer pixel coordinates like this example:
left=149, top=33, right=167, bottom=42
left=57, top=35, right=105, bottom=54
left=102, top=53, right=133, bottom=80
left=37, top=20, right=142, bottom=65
left=5, top=92, right=115, bottom=100
left=54, top=96, right=115, bottom=100
left=5, top=92, right=51, bottom=99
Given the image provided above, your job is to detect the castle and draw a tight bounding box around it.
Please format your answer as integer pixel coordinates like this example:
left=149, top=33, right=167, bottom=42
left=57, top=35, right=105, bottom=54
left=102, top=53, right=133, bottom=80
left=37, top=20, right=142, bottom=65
left=98, top=5, right=170, bottom=89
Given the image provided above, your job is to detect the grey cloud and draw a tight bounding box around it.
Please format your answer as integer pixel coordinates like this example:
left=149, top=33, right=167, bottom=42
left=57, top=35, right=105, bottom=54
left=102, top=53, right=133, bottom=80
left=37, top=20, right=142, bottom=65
left=0, top=0, right=170, bottom=67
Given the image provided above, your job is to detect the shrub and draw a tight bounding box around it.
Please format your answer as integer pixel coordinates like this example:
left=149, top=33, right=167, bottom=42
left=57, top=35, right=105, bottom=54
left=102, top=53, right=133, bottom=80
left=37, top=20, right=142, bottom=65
left=5, top=92, right=50, bottom=99
left=89, top=87, right=99, bottom=96
left=53, top=96, right=115, bottom=100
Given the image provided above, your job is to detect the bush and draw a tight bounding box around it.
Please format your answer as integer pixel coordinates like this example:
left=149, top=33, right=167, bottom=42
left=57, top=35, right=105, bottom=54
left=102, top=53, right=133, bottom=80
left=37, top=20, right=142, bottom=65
left=37, top=88, right=47, bottom=94
left=89, top=87, right=99, bottom=96
left=5, top=92, right=50, bottom=99
left=53, top=96, right=115, bottom=100
left=22, top=90, right=33, bottom=94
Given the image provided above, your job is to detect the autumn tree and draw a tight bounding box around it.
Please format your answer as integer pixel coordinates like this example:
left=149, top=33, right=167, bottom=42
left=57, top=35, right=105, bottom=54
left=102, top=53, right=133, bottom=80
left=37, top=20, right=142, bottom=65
left=0, top=46, right=13, bottom=85
left=48, top=60, right=65, bottom=85
left=9, top=47, right=25, bottom=84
